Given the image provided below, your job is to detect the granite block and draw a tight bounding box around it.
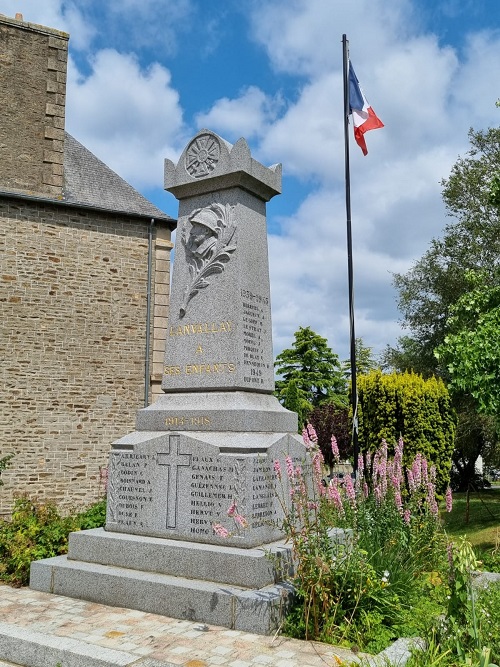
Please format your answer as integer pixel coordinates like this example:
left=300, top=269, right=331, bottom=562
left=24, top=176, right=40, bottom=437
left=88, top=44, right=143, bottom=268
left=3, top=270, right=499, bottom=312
left=67, top=528, right=294, bottom=589
left=135, top=392, right=297, bottom=433
left=30, top=557, right=293, bottom=635
left=105, top=431, right=306, bottom=548
left=0, top=620, right=135, bottom=667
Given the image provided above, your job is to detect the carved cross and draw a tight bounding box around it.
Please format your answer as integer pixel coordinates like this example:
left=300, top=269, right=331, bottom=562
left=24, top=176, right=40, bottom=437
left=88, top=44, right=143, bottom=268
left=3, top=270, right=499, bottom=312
left=156, top=435, right=191, bottom=529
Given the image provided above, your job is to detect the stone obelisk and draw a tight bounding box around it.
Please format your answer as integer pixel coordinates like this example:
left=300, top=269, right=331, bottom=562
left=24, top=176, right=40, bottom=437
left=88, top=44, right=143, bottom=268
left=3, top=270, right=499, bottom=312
left=30, top=130, right=306, bottom=634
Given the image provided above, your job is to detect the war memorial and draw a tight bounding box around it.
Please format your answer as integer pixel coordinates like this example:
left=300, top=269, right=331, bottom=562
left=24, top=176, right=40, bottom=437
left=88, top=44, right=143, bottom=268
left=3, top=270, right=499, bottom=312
left=30, top=130, right=308, bottom=635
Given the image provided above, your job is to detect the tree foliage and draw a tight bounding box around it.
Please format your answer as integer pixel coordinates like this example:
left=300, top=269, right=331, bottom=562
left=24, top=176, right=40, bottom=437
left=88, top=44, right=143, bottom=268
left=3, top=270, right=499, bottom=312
left=391, top=126, right=500, bottom=489
left=357, top=371, right=455, bottom=492
left=393, top=126, right=500, bottom=368
left=342, top=337, right=379, bottom=378
left=309, top=403, right=351, bottom=472
left=274, top=327, right=346, bottom=424
left=435, top=270, right=500, bottom=416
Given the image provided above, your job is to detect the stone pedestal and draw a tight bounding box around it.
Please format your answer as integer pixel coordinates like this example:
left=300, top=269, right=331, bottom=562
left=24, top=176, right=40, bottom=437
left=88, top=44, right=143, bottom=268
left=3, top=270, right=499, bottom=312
left=30, top=131, right=306, bottom=635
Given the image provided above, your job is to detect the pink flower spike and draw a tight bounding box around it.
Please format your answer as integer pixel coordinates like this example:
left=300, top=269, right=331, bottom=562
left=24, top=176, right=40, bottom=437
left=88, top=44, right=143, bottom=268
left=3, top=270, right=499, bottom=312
left=331, top=435, right=340, bottom=462
left=234, top=513, right=248, bottom=528
left=213, top=523, right=230, bottom=538
left=306, top=423, right=318, bottom=443
left=403, top=509, right=411, bottom=525
left=285, top=455, right=294, bottom=479
left=227, top=500, right=237, bottom=517
left=302, top=427, right=312, bottom=449
left=273, top=459, right=282, bottom=480
left=357, top=453, right=364, bottom=476
left=445, top=486, right=453, bottom=513
left=343, top=474, right=356, bottom=506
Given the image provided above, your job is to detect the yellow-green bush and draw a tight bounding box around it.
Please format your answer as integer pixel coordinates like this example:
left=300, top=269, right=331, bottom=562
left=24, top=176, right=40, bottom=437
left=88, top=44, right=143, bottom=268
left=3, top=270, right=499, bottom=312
left=358, top=371, right=455, bottom=492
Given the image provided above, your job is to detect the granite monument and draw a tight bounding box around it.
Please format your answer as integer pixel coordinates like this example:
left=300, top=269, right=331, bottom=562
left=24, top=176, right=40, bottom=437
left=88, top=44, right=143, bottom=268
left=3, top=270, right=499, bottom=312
left=30, top=130, right=308, bottom=634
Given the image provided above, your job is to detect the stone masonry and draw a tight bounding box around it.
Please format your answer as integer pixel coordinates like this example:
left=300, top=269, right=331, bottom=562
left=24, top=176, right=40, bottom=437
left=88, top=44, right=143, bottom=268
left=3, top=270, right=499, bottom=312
left=0, top=15, right=68, bottom=198
left=0, top=13, right=175, bottom=516
left=0, top=197, right=172, bottom=515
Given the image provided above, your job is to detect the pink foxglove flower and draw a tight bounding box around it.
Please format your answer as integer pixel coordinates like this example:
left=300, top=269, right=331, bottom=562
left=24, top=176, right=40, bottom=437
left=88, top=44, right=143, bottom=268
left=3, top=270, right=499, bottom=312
left=285, top=455, right=294, bottom=479
left=394, top=490, right=403, bottom=512
left=312, top=450, right=324, bottom=478
left=302, top=427, right=312, bottom=449
left=403, top=509, right=411, bottom=525
left=213, top=523, right=230, bottom=538
left=331, top=435, right=340, bottom=463
left=427, top=482, right=438, bottom=516
left=357, top=452, right=364, bottom=476
left=306, top=422, right=318, bottom=443
left=227, top=500, right=237, bottom=517
left=445, top=486, right=453, bottom=513
left=407, top=469, right=416, bottom=494
left=328, top=482, right=345, bottom=516
left=273, top=459, right=282, bottom=480
left=234, top=513, right=248, bottom=528
left=343, top=474, right=356, bottom=506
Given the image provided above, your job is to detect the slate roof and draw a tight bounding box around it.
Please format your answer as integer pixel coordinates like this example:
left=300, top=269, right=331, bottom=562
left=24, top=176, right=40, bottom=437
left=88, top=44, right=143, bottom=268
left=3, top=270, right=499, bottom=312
left=63, top=132, right=175, bottom=224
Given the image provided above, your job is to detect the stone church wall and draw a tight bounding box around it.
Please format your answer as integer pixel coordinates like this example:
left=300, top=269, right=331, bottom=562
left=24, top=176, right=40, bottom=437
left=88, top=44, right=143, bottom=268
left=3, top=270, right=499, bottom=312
left=0, top=196, right=171, bottom=515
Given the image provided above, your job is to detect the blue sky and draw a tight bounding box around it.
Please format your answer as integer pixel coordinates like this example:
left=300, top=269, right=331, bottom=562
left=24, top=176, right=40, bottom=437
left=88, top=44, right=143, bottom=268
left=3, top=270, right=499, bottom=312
left=2, top=0, right=500, bottom=363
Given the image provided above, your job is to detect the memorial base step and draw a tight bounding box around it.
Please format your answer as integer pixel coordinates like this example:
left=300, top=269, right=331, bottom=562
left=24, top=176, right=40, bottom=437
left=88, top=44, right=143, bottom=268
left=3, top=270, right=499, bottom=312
left=29, top=529, right=295, bottom=636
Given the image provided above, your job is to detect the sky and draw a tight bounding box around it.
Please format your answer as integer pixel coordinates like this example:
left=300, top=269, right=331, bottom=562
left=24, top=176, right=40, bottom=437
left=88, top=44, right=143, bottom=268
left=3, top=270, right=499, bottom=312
left=2, top=0, right=500, bottom=364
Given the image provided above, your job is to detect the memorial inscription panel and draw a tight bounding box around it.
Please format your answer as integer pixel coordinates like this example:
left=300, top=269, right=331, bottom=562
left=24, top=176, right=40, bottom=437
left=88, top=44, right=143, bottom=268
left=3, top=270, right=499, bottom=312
left=105, top=435, right=297, bottom=547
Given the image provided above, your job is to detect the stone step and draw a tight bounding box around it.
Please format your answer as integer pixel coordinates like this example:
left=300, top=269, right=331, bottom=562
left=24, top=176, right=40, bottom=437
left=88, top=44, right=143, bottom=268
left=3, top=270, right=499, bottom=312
left=30, top=555, right=294, bottom=635
left=66, top=527, right=293, bottom=589
left=0, top=621, right=138, bottom=667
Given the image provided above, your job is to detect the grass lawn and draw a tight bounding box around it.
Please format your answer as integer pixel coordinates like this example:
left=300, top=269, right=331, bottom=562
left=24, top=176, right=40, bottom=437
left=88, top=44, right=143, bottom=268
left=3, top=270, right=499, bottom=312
left=441, top=484, right=500, bottom=551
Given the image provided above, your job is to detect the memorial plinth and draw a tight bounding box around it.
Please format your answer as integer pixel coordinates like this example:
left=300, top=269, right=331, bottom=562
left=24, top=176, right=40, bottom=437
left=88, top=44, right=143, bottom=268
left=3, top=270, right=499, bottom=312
left=30, top=130, right=306, bottom=634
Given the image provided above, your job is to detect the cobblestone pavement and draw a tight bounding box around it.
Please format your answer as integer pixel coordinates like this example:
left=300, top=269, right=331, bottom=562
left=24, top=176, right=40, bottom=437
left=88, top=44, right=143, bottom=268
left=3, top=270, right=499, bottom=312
left=0, top=584, right=368, bottom=667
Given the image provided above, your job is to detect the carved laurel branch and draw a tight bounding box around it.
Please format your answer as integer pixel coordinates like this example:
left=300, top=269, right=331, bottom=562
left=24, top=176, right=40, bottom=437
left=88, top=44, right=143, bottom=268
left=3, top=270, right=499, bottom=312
left=107, top=452, right=120, bottom=523
left=180, top=203, right=237, bottom=317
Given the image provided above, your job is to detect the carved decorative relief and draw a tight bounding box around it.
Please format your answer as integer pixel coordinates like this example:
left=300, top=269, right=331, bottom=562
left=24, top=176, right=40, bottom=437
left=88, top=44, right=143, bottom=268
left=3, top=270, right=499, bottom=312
left=185, top=133, right=220, bottom=178
left=180, top=203, right=237, bottom=317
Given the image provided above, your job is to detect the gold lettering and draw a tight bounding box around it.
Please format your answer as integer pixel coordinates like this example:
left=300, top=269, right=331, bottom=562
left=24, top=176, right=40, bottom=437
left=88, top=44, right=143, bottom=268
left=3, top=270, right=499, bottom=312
left=164, top=366, right=181, bottom=375
left=196, top=345, right=203, bottom=355
left=168, top=321, right=234, bottom=336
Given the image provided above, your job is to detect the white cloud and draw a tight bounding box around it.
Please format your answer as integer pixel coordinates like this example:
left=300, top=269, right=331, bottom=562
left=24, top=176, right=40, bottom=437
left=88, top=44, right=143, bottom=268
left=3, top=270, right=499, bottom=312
left=0, top=0, right=92, bottom=46
left=66, top=50, right=188, bottom=189
left=195, top=86, right=283, bottom=142
left=248, top=0, right=419, bottom=77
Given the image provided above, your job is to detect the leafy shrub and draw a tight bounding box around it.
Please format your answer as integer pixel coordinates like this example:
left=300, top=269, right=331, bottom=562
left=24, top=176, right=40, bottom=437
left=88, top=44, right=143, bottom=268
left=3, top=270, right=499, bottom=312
left=0, top=495, right=107, bottom=586
left=357, top=371, right=456, bottom=493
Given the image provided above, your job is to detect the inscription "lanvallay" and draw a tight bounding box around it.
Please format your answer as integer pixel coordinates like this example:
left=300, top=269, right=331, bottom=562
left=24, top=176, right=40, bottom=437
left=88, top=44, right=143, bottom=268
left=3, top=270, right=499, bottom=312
left=169, top=321, right=233, bottom=336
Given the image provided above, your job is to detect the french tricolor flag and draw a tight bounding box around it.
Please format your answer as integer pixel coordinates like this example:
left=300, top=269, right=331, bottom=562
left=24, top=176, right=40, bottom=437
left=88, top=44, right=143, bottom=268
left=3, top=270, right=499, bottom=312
left=349, top=63, right=384, bottom=156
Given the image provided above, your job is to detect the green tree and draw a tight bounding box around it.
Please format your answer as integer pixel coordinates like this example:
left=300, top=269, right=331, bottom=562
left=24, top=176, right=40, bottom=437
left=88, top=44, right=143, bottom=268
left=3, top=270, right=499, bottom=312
left=309, top=403, right=351, bottom=473
left=392, top=125, right=500, bottom=489
left=274, top=326, right=346, bottom=424
left=394, top=126, right=500, bottom=370
left=435, top=270, right=500, bottom=416
left=342, top=337, right=379, bottom=378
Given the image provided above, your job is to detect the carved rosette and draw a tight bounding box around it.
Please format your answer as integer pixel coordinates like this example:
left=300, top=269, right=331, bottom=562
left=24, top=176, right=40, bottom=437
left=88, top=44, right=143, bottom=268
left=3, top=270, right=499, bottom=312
left=185, top=133, right=220, bottom=178
left=180, top=202, right=237, bottom=317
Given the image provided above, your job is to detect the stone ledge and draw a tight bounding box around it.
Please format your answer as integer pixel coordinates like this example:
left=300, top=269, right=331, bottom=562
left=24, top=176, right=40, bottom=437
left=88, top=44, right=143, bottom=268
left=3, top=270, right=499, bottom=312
left=0, top=621, right=135, bottom=667
left=30, top=557, right=294, bottom=635
left=66, top=527, right=293, bottom=588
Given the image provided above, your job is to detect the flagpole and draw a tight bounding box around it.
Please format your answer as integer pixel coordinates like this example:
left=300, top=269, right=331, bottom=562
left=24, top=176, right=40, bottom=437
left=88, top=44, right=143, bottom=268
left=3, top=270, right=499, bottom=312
left=342, top=34, right=359, bottom=475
